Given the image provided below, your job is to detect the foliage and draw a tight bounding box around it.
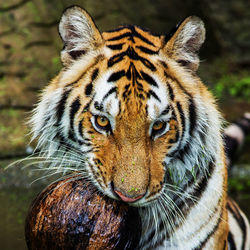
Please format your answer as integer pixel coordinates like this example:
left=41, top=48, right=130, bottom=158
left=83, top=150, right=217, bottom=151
left=213, top=73, right=250, bottom=101
left=228, top=177, right=250, bottom=192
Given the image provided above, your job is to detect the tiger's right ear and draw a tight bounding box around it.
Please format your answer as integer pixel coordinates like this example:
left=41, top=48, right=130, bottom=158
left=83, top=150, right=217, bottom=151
left=162, top=16, right=205, bottom=71
left=59, top=6, right=103, bottom=66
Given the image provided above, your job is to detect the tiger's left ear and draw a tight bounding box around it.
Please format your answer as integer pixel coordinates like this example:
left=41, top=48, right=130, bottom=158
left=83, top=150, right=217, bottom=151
left=59, top=6, right=103, bottom=66
left=162, top=16, right=205, bottom=71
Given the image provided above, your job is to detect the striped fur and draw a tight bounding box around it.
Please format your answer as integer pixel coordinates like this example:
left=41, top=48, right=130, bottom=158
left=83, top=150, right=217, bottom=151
left=30, top=6, right=250, bottom=249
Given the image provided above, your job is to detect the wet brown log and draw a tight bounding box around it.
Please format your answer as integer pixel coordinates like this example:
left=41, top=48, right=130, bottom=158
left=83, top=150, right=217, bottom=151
left=25, top=177, right=141, bottom=250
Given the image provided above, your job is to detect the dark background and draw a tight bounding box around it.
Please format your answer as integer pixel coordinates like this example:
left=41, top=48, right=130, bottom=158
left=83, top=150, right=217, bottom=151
left=0, top=1, right=249, bottom=249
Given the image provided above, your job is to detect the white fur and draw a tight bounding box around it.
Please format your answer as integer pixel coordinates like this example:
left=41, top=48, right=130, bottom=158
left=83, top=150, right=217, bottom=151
left=170, top=17, right=205, bottom=71
left=59, top=8, right=95, bottom=52
left=228, top=207, right=250, bottom=250
left=147, top=75, right=169, bottom=120
left=90, top=71, right=120, bottom=128
left=60, top=50, right=101, bottom=85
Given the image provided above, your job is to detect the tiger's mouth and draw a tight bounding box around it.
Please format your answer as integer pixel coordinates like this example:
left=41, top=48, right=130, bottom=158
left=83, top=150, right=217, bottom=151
left=95, top=180, right=162, bottom=207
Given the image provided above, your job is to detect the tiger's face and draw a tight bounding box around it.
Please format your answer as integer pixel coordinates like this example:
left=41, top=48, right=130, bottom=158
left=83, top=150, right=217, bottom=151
left=82, top=40, right=172, bottom=205
left=31, top=6, right=220, bottom=207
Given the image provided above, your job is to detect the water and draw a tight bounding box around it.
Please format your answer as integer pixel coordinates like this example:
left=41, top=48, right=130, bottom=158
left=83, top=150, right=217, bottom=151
left=0, top=187, right=41, bottom=250
left=0, top=159, right=51, bottom=250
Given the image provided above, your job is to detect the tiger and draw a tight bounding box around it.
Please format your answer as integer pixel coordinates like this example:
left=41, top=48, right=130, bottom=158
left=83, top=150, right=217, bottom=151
left=30, top=6, right=250, bottom=250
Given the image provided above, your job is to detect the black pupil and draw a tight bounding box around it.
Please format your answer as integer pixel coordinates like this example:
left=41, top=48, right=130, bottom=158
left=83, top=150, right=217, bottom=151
left=101, top=117, right=106, bottom=123
left=154, top=121, right=162, bottom=129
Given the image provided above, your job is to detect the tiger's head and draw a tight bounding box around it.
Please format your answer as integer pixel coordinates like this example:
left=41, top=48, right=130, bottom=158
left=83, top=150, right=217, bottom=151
left=31, top=6, right=221, bottom=207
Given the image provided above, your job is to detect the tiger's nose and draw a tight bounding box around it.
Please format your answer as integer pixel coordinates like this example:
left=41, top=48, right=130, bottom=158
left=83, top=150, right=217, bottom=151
left=114, top=190, right=144, bottom=203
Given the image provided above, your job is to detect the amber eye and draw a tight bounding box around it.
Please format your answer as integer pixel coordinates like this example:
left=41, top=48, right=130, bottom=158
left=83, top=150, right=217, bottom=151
left=153, top=121, right=164, bottom=131
left=94, top=115, right=111, bottom=132
left=151, top=120, right=166, bottom=138
left=96, top=116, right=109, bottom=127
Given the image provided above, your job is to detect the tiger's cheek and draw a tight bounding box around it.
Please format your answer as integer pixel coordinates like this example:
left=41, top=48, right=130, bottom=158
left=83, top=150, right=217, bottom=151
left=148, top=160, right=165, bottom=198
left=92, top=137, right=115, bottom=186
left=79, top=114, right=112, bottom=186
left=166, top=119, right=179, bottom=145
left=148, top=142, right=168, bottom=197
left=148, top=119, right=179, bottom=196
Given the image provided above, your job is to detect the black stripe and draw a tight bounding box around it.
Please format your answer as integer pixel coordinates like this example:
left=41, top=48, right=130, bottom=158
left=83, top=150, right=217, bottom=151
left=130, top=62, right=142, bottom=81
left=85, top=83, right=93, bottom=96
left=70, top=97, right=81, bottom=130
left=140, top=57, right=156, bottom=71
left=56, top=88, right=72, bottom=125
left=140, top=71, right=158, bottom=87
left=82, top=101, right=91, bottom=113
left=164, top=71, right=192, bottom=98
left=94, top=101, right=103, bottom=111
left=78, top=119, right=84, bottom=138
left=160, top=60, right=168, bottom=68
left=107, top=70, right=125, bottom=82
left=68, top=130, right=78, bottom=143
left=91, top=68, right=99, bottom=81
left=176, top=102, right=185, bottom=139
left=108, top=46, right=156, bottom=71
left=136, top=81, right=144, bottom=91
left=131, top=26, right=155, bottom=46
left=126, top=67, right=131, bottom=80
left=172, top=161, right=215, bottom=217
left=107, top=27, right=155, bottom=46
left=227, top=201, right=247, bottom=250
left=190, top=161, right=215, bottom=199
left=107, top=32, right=134, bottom=42
left=228, top=232, right=237, bottom=250
left=160, top=106, right=170, bottom=116
left=107, top=52, right=125, bottom=67
left=177, top=142, right=191, bottom=160
left=167, top=83, right=174, bottom=100
left=147, top=90, right=161, bottom=102
left=106, top=43, right=124, bottom=50
left=136, top=45, right=158, bottom=54
left=126, top=46, right=140, bottom=60
left=188, top=97, right=196, bottom=136
left=101, top=87, right=117, bottom=102
left=69, top=50, right=86, bottom=60
left=138, top=93, right=145, bottom=100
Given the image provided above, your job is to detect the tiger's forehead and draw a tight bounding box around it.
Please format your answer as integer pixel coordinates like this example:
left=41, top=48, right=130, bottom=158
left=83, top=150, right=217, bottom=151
left=92, top=25, right=169, bottom=120
left=102, top=25, right=163, bottom=50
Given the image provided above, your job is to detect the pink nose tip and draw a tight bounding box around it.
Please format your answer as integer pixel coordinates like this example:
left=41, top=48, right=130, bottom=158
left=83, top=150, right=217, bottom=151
left=114, top=190, right=144, bottom=203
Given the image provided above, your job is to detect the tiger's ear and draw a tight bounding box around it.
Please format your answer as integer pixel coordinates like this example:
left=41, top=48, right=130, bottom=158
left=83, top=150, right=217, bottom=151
left=162, top=16, right=205, bottom=71
left=59, top=6, right=103, bottom=66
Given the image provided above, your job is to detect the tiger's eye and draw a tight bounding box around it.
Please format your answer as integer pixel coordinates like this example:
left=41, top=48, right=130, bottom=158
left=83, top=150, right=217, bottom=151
left=96, top=116, right=109, bottom=127
left=153, top=121, right=164, bottom=131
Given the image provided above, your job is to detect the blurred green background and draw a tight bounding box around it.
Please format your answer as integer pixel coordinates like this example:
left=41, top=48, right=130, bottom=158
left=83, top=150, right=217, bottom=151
left=0, top=0, right=249, bottom=249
